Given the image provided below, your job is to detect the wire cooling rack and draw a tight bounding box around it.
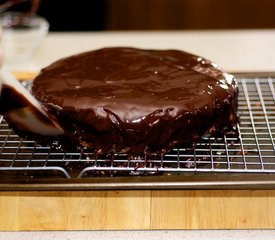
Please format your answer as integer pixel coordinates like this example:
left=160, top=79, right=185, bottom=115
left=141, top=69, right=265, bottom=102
left=1, top=76, right=275, bottom=189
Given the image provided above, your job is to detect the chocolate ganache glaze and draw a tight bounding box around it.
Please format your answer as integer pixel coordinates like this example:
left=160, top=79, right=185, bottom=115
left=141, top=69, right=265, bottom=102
left=31, top=47, right=238, bottom=154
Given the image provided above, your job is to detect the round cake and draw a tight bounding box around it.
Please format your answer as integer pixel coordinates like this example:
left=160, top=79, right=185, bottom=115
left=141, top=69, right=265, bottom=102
left=32, top=47, right=238, bottom=154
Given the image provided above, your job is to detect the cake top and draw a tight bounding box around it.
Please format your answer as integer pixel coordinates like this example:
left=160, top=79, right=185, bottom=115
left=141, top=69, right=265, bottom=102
left=32, top=47, right=236, bottom=121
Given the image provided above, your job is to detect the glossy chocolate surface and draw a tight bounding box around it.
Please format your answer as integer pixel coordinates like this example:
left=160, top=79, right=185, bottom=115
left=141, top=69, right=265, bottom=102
left=32, top=47, right=238, bottom=154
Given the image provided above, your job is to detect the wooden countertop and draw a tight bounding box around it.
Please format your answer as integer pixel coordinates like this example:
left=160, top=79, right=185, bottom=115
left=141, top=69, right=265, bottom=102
left=1, top=189, right=275, bottom=230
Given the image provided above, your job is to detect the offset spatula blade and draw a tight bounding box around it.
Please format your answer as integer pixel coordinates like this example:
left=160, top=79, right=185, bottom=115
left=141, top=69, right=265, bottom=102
left=0, top=66, right=63, bottom=136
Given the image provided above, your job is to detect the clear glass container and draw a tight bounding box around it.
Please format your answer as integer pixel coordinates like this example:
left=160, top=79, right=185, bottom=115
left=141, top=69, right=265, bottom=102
left=0, top=11, right=49, bottom=68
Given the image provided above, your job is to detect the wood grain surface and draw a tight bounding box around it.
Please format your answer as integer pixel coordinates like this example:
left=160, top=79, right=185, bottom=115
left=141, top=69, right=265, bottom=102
left=0, top=190, right=275, bottom=230
left=12, top=71, right=38, bottom=81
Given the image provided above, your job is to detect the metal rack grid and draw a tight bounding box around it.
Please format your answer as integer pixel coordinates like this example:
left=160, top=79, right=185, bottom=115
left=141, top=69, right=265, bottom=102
left=1, top=77, right=275, bottom=179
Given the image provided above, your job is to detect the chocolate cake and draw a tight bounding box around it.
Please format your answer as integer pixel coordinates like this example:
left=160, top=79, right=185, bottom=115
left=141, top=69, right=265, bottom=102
left=31, top=47, right=238, bottom=155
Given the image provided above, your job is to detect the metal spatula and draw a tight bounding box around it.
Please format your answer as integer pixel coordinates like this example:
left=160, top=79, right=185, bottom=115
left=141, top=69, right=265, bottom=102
left=0, top=66, right=64, bottom=136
